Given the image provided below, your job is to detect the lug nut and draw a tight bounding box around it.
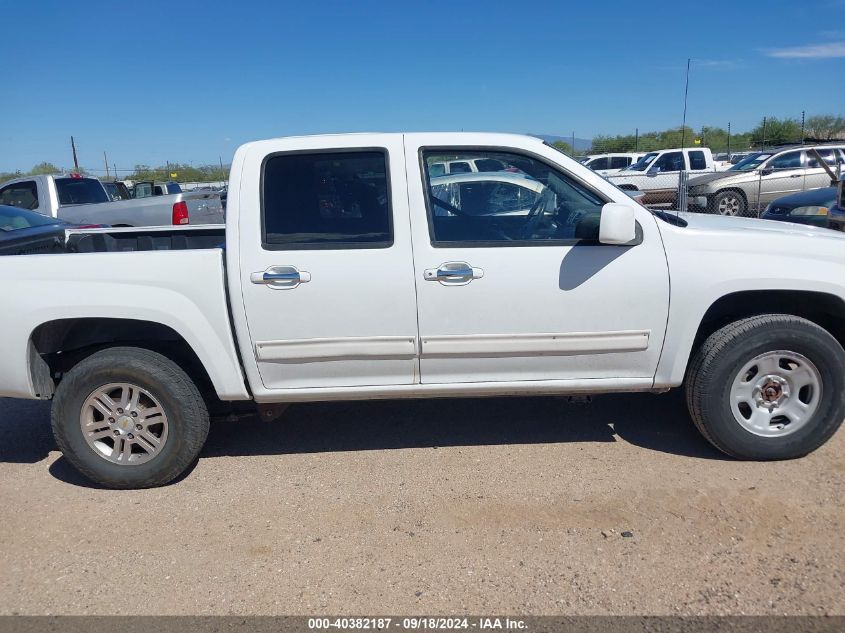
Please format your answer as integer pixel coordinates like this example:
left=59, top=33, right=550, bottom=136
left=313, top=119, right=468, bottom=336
left=131, top=411, right=138, bottom=418
left=113, top=430, right=119, bottom=436
left=127, top=433, right=134, bottom=440
left=135, top=424, right=142, bottom=431
left=108, top=417, right=115, bottom=423
left=117, top=408, right=124, bottom=414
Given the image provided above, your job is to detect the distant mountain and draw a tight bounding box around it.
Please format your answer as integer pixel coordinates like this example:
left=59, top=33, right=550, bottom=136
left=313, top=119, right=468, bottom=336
left=529, top=133, right=592, bottom=151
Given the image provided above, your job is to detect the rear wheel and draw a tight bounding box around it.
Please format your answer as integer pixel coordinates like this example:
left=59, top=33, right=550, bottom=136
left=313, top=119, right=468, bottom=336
left=686, top=315, right=845, bottom=459
left=709, top=190, right=747, bottom=216
left=51, top=347, right=209, bottom=488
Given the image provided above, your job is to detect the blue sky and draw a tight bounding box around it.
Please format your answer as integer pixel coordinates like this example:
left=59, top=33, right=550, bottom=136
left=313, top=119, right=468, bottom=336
left=1, top=0, right=844, bottom=174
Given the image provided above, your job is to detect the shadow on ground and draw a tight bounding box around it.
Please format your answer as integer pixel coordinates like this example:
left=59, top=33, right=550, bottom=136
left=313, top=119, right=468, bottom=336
left=0, top=390, right=727, bottom=488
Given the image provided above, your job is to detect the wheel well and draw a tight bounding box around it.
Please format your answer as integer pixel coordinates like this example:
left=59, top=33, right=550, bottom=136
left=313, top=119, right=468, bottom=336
left=29, top=318, right=213, bottom=398
left=692, top=290, right=845, bottom=355
left=714, top=188, right=748, bottom=203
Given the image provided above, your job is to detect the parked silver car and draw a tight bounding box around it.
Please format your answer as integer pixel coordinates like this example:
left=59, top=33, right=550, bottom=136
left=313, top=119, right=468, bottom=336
left=688, top=145, right=845, bottom=215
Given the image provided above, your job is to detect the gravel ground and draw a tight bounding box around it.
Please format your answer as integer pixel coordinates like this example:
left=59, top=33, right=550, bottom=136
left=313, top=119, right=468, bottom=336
left=0, top=391, right=843, bottom=616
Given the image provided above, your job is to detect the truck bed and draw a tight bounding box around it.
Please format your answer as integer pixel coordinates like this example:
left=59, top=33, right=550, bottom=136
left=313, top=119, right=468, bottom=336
left=65, top=225, right=225, bottom=253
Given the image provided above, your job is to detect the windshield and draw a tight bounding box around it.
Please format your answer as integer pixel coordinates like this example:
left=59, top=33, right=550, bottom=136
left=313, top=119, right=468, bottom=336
left=729, top=153, right=771, bottom=171
left=0, top=206, right=61, bottom=232
left=625, top=152, right=659, bottom=171
left=55, top=178, right=109, bottom=205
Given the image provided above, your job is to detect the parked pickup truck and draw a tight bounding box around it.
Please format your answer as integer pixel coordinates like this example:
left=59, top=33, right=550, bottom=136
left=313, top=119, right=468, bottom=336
left=2, top=133, right=845, bottom=489
left=607, top=147, right=717, bottom=206
left=0, top=174, right=224, bottom=227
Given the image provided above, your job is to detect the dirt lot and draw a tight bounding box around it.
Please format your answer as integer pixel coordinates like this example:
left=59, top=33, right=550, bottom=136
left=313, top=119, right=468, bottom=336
left=0, top=391, right=843, bottom=616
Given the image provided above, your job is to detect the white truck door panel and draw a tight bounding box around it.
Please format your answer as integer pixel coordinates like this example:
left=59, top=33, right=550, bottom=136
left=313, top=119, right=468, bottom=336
left=404, top=135, right=670, bottom=384
left=236, top=136, right=419, bottom=390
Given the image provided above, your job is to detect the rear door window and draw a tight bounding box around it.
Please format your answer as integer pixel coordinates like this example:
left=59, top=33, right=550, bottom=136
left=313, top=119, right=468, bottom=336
left=261, top=150, right=392, bottom=249
left=448, top=161, right=472, bottom=174
left=55, top=178, right=109, bottom=205
left=0, top=181, right=39, bottom=209
left=610, top=156, right=630, bottom=169
left=688, top=151, right=707, bottom=170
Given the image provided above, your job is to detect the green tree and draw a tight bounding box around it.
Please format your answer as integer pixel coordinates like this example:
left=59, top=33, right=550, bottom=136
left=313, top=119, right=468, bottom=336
left=551, top=140, right=574, bottom=155
left=28, top=162, right=61, bottom=175
left=749, top=117, right=802, bottom=147
left=805, top=115, right=845, bottom=140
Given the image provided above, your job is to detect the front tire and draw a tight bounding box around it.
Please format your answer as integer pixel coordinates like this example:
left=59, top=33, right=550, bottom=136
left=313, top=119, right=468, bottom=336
left=51, top=347, right=209, bottom=488
left=686, top=315, right=845, bottom=460
left=709, top=190, right=747, bottom=216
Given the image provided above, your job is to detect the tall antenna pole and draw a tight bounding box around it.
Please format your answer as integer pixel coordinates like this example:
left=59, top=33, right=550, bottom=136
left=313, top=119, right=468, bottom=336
left=681, top=58, right=691, bottom=148
left=70, top=136, right=79, bottom=172
left=635, top=127, right=639, bottom=152
left=727, top=122, right=731, bottom=158
left=103, top=151, right=110, bottom=179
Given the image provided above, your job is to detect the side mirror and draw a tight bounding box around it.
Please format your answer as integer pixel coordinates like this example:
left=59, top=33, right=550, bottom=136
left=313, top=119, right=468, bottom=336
left=761, top=167, right=774, bottom=176
left=599, top=203, right=637, bottom=245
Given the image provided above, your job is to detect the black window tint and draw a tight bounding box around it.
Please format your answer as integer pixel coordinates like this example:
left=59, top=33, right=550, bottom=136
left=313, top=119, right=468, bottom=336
left=423, top=150, right=607, bottom=245
left=610, top=157, right=630, bottom=169
left=0, top=181, right=39, bottom=209
left=588, top=157, right=610, bottom=170
left=689, top=151, right=706, bottom=170
left=473, top=158, right=505, bottom=172
left=769, top=151, right=802, bottom=170
left=55, top=178, right=109, bottom=205
left=262, top=150, right=392, bottom=248
left=449, top=162, right=472, bottom=173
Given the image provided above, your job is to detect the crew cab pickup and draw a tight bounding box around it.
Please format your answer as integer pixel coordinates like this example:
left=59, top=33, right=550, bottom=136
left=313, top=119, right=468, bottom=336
left=2, top=133, right=845, bottom=489
left=0, top=174, right=224, bottom=227
left=607, top=147, right=717, bottom=206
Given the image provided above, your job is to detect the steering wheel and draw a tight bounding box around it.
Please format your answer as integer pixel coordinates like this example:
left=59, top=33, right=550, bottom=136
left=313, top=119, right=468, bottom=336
left=519, top=194, right=551, bottom=240
left=431, top=195, right=470, bottom=217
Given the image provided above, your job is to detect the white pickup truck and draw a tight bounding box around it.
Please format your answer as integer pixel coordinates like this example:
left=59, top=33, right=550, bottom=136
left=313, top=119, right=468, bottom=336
left=2, top=133, right=844, bottom=489
left=607, top=147, right=717, bottom=206
left=0, top=174, right=224, bottom=227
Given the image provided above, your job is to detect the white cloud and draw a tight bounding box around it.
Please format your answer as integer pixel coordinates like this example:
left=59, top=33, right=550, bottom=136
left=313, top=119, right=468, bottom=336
left=766, top=42, right=845, bottom=59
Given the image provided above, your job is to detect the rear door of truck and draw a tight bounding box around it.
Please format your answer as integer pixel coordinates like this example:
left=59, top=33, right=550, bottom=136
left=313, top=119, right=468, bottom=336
left=234, top=135, right=420, bottom=391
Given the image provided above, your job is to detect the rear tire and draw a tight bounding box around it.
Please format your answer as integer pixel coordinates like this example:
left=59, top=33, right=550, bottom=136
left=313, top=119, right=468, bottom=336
left=686, top=315, right=845, bottom=460
left=51, top=347, right=209, bottom=488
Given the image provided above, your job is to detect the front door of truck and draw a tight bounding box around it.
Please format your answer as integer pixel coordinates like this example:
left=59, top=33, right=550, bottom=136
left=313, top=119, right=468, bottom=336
left=236, top=136, right=419, bottom=391
left=404, top=136, right=670, bottom=386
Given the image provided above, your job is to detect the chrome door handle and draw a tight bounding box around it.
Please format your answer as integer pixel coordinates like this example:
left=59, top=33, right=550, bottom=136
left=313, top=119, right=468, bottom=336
left=250, top=265, right=311, bottom=289
left=790, top=174, right=802, bottom=178
left=424, top=261, right=484, bottom=285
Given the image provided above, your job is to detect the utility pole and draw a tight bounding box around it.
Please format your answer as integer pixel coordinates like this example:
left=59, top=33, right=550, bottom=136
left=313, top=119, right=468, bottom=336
left=680, top=58, right=691, bottom=148
left=800, top=110, right=805, bottom=144
left=70, top=136, right=79, bottom=172
left=761, top=117, right=767, bottom=151
left=219, top=156, right=225, bottom=183
left=635, top=128, right=639, bottom=152
left=103, top=151, right=110, bottom=179
left=571, top=131, right=575, bottom=156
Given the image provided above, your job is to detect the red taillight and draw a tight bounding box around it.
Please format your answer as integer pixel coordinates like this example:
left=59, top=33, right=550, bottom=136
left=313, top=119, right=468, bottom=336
left=172, top=201, right=189, bottom=225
